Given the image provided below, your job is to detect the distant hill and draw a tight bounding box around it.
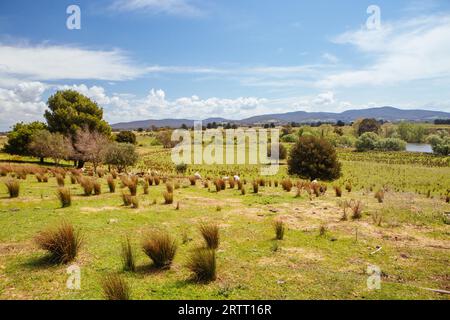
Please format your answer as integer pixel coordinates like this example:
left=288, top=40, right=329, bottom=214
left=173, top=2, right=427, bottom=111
left=111, top=107, right=450, bottom=129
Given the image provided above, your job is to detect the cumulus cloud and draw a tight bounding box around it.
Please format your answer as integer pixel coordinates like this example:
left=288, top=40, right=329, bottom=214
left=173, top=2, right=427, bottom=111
left=0, top=82, right=47, bottom=130
left=319, top=15, right=450, bottom=88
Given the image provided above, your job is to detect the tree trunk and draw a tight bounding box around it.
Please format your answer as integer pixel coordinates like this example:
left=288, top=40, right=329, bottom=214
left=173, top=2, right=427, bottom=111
left=40, top=157, right=44, bottom=164
left=77, top=160, right=85, bottom=169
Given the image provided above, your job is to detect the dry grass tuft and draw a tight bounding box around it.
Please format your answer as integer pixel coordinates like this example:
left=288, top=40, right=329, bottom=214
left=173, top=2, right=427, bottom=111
left=107, top=176, right=116, bottom=193
left=35, top=221, right=82, bottom=264
left=199, top=223, right=219, bottom=249
left=281, top=179, right=293, bottom=192
left=121, top=237, right=136, bottom=272
left=142, top=231, right=177, bottom=269
left=187, top=248, right=216, bottom=283
left=80, top=177, right=94, bottom=196
left=5, top=178, right=20, bottom=198
left=163, top=191, right=173, bottom=204
left=101, top=274, right=131, bottom=300
left=57, top=187, right=72, bottom=208
left=274, top=220, right=285, bottom=240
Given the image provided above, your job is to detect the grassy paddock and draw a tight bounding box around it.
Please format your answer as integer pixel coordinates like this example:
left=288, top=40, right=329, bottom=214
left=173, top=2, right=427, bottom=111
left=0, top=141, right=449, bottom=300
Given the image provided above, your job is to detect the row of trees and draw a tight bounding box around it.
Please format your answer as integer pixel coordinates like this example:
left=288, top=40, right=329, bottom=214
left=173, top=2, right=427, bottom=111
left=3, top=90, right=139, bottom=172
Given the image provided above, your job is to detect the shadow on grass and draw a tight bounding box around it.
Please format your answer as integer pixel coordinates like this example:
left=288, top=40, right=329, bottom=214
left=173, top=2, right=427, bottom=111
left=21, top=255, right=57, bottom=270
left=134, top=263, right=170, bottom=275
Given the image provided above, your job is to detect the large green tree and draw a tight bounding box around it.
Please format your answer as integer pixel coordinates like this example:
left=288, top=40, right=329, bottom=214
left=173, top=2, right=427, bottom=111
left=44, top=90, right=111, bottom=137
left=3, top=121, right=47, bottom=156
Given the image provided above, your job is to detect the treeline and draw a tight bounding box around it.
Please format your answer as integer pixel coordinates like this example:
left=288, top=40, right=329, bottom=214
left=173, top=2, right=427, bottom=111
left=3, top=90, right=138, bottom=172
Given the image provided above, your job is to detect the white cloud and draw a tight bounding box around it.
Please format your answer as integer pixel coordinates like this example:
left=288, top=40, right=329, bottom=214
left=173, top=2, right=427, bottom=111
left=322, top=53, right=339, bottom=64
left=0, top=43, right=144, bottom=81
left=312, top=91, right=335, bottom=105
left=110, top=0, right=203, bottom=17
left=0, top=82, right=47, bottom=130
left=319, top=15, right=450, bottom=88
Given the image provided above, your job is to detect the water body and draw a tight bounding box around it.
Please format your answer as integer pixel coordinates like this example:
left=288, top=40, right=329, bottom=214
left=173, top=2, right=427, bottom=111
left=406, top=143, right=433, bottom=153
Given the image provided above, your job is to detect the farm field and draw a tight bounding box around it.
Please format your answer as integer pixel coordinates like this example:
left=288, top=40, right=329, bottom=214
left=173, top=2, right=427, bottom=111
left=1, top=140, right=449, bottom=300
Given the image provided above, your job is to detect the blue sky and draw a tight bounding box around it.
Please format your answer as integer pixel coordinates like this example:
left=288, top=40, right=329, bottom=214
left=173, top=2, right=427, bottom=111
left=1, top=0, right=450, bottom=130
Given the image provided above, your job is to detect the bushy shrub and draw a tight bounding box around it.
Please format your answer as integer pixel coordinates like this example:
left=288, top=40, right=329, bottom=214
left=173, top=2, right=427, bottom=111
left=115, top=131, right=137, bottom=145
left=288, top=136, right=341, bottom=181
left=375, top=138, right=406, bottom=151
left=355, top=132, right=380, bottom=151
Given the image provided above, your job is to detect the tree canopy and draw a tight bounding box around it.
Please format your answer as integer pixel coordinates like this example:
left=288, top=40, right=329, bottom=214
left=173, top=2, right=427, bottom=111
left=3, top=121, right=47, bottom=156
left=45, top=90, right=111, bottom=137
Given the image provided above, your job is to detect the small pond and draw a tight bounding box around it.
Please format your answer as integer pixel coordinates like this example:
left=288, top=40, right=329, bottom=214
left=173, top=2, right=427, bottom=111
left=406, top=143, right=433, bottom=153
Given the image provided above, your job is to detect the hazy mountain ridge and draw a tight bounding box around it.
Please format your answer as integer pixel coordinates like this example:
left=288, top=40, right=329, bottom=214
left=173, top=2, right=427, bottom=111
left=111, top=107, right=450, bottom=129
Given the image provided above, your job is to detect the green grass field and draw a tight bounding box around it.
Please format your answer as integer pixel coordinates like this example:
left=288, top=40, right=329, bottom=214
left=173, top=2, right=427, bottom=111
left=0, top=142, right=449, bottom=300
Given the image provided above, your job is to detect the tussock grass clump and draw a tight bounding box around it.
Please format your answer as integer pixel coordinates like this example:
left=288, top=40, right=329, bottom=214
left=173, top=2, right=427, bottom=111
left=345, top=182, right=352, bottom=193
left=142, top=231, right=177, bottom=269
left=93, top=180, right=102, bottom=195
left=142, top=181, right=149, bottom=194
left=375, top=189, right=385, bottom=203
left=101, top=274, right=131, bottom=300
left=214, top=179, right=226, bottom=192
left=166, top=182, right=174, bottom=193
left=252, top=180, right=259, bottom=193
left=187, top=248, right=216, bottom=283
left=121, top=237, right=136, bottom=272
left=5, top=179, right=20, bottom=198
left=350, top=200, right=364, bottom=220
left=281, top=179, right=293, bottom=192
left=274, top=220, right=285, bottom=240
left=35, top=221, right=82, bottom=264
left=97, top=168, right=105, bottom=178
left=56, top=174, right=65, bottom=187
left=70, top=174, right=77, bottom=185
left=111, top=170, right=118, bottom=179
left=334, top=185, right=342, bottom=197
left=57, top=187, right=72, bottom=208
left=163, top=191, right=173, bottom=204
left=122, top=192, right=132, bottom=206
left=145, top=175, right=153, bottom=186
left=80, top=177, right=94, bottom=196
left=257, top=178, right=266, bottom=187
left=127, top=176, right=138, bottom=196
left=107, top=176, right=116, bottom=193
left=199, top=224, right=219, bottom=249
left=131, top=196, right=139, bottom=209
